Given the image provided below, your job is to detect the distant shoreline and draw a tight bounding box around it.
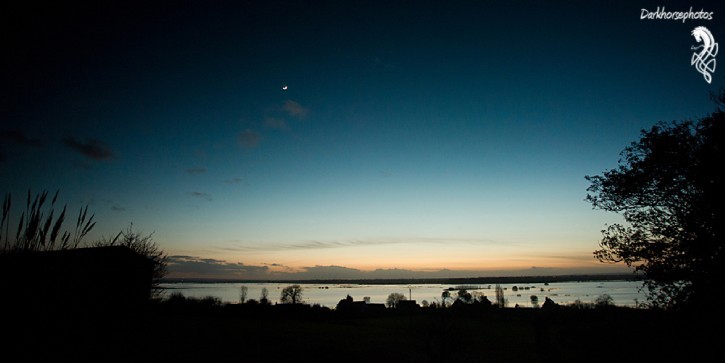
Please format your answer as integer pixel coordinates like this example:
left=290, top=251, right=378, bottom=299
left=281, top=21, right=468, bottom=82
left=160, top=273, right=642, bottom=285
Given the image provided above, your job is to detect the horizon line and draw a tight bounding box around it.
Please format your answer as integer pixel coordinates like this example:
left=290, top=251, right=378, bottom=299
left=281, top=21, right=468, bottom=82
left=160, top=272, right=642, bottom=285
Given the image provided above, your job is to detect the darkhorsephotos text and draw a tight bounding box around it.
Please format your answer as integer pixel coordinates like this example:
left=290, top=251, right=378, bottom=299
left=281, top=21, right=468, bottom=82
left=641, top=7, right=714, bottom=23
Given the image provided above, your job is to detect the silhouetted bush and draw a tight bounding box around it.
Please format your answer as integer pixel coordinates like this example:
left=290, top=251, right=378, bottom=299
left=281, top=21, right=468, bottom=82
left=456, top=289, right=473, bottom=303
left=594, top=294, right=615, bottom=308
left=477, top=295, right=492, bottom=308
left=93, top=223, right=167, bottom=298
left=568, top=299, right=593, bottom=309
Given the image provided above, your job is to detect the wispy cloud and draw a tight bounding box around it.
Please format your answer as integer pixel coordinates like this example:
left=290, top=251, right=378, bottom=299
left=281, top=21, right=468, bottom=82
left=237, top=129, right=261, bottom=148
left=0, top=129, right=46, bottom=162
left=189, top=191, right=212, bottom=201
left=1, top=130, right=45, bottom=147
left=166, top=255, right=270, bottom=279
left=283, top=265, right=631, bottom=280
left=164, top=255, right=631, bottom=281
left=264, top=117, right=289, bottom=131
left=288, top=265, right=364, bottom=279
left=100, top=199, right=126, bottom=212
left=283, top=100, right=308, bottom=118
left=186, top=167, right=207, bottom=175
left=224, top=177, right=243, bottom=184
left=261, top=262, right=297, bottom=273
left=63, top=137, right=113, bottom=160
left=221, top=237, right=501, bottom=252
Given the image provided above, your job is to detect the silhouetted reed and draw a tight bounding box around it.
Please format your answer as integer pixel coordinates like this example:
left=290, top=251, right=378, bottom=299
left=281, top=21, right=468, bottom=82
left=0, top=190, right=94, bottom=253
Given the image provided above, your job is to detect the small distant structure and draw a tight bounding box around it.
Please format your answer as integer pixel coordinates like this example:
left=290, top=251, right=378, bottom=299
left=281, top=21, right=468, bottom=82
left=542, top=297, right=560, bottom=310
left=397, top=300, right=419, bottom=310
left=336, top=295, right=386, bottom=314
left=354, top=301, right=386, bottom=313
left=450, top=296, right=493, bottom=310
left=0, top=246, right=154, bottom=313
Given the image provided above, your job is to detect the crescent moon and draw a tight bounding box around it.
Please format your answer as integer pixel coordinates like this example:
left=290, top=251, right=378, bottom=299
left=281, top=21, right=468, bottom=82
left=282, top=85, right=288, bottom=91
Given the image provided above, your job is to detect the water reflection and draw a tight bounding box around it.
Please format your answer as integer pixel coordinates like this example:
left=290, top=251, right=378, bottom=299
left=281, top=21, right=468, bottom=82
left=159, top=280, right=646, bottom=307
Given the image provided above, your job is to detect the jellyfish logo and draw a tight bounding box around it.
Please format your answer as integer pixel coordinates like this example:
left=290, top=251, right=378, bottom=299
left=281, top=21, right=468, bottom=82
left=691, top=26, right=718, bottom=84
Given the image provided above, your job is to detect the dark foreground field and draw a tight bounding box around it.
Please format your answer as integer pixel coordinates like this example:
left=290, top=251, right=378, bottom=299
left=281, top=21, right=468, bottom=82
left=6, top=305, right=720, bottom=362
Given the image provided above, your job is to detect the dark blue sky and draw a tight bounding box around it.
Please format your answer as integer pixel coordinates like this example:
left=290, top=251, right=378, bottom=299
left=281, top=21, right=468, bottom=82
left=2, top=1, right=723, bottom=279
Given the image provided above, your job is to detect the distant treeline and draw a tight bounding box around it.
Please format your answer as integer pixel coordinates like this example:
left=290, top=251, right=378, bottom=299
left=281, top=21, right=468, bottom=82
left=162, top=273, right=641, bottom=285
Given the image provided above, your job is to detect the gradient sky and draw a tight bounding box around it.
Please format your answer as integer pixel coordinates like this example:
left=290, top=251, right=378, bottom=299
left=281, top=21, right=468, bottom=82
left=2, top=1, right=723, bottom=280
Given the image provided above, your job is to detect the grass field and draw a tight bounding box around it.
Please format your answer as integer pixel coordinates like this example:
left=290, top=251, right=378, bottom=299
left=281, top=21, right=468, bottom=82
left=6, top=304, right=719, bottom=362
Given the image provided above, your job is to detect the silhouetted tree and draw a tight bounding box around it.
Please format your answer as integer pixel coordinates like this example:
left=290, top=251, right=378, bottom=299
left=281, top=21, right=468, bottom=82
left=280, top=284, right=303, bottom=304
left=441, top=290, right=452, bottom=307
left=260, top=287, right=270, bottom=305
left=495, top=284, right=505, bottom=307
left=586, top=94, right=724, bottom=310
left=386, top=292, right=406, bottom=308
left=240, top=285, right=248, bottom=303
left=594, top=294, right=615, bottom=308
left=530, top=295, right=539, bottom=308
left=477, top=295, right=492, bottom=308
left=457, top=289, right=473, bottom=304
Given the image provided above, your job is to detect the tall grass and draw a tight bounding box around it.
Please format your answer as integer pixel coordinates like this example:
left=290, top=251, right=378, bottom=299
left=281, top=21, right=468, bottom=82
left=0, top=190, right=95, bottom=253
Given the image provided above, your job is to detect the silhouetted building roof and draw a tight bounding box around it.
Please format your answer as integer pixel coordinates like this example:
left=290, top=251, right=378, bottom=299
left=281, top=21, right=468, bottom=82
left=397, top=300, right=419, bottom=309
left=542, top=297, right=560, bottom=310
left=354, top=301, right=386, bottom=313
left=0, top=246, right=154, bottom=313
left=336, top=295, right=386, bottom=314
